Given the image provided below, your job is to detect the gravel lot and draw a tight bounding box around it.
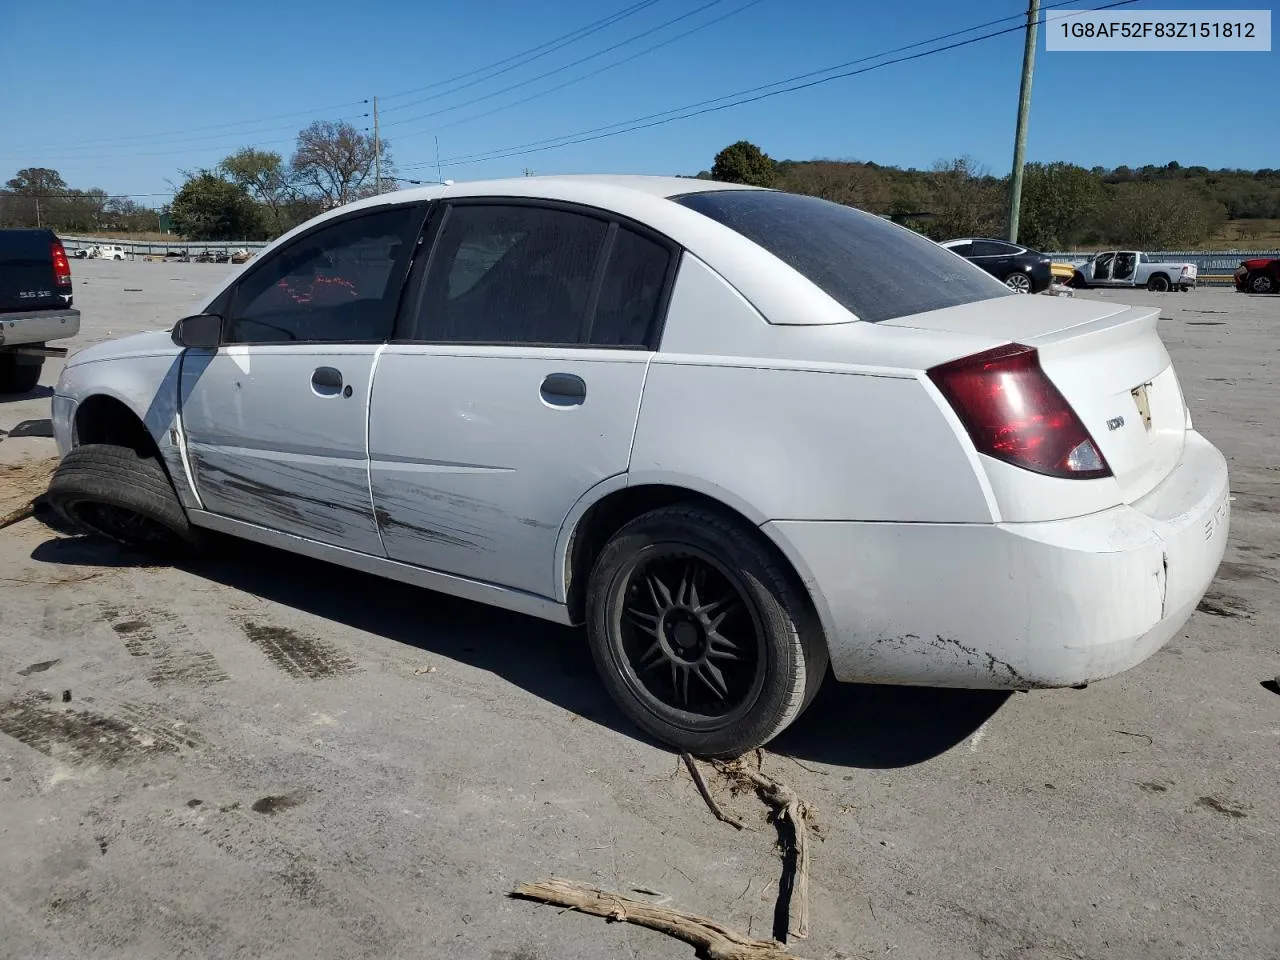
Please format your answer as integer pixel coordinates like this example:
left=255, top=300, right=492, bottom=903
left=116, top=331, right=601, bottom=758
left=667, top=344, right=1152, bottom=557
left=1, top=260, right=1277, bottom=960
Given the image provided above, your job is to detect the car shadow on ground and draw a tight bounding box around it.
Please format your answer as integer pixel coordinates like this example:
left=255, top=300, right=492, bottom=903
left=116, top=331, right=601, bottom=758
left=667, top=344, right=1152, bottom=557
left=0, top=385, right=54, bottom=404
left=31, top=529, right=1008, bottom=769
left=2, top=418, right=54, bottom=438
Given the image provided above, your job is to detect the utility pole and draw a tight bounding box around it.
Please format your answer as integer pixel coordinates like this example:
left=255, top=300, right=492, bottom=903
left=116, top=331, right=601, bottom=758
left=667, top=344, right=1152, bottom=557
left=1007, top=0, right=1040, bottom=243
left=373, top=96, right=382, bottom=194
left=435, top=136, right=442, bottom=182
left=35, top=196, right=42, bottom=229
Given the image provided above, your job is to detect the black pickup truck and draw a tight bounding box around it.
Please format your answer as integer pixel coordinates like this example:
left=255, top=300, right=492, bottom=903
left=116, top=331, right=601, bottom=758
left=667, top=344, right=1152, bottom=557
left=0, top=229, right=81, bottom=393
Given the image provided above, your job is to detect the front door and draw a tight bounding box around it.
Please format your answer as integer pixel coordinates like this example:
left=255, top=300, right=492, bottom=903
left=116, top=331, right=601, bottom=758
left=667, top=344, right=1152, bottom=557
left=1090, top=252, right=1116, bottom=284
left=368, top=201, right=676, bottom=598
left=180, top=203, right=425, bottom=554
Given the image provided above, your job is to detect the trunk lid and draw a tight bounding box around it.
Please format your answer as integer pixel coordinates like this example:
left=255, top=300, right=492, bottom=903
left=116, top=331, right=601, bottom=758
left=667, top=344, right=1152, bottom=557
left=888, top=295, right=1186, bottom=504
left=0, top=229, right=65, bottom=314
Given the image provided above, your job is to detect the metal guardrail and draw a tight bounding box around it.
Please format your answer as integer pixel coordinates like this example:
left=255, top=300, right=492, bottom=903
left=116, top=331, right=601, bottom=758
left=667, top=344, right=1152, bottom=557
left=60, top=236, right=270, bottom=257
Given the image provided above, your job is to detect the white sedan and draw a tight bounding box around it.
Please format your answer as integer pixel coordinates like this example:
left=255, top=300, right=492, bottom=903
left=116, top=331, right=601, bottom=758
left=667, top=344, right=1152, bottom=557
left=46, top=176, right=1229, bottom=757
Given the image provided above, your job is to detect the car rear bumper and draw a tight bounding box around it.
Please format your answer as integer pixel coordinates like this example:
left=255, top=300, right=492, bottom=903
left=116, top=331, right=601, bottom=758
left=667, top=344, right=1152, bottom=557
left=0, top=308, right=81, bottom=347
left=765, top=430, right=1229, bottom=689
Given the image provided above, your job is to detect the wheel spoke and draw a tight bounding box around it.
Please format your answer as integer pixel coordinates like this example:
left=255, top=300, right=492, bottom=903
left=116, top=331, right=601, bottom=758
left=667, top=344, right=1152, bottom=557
left=636, top=641, right=665, bottom=672
left=706, top=631, right=743, bottom=662
left=626, top=607, right=660, bottom=637
left=675, top=562, right=695, bottom=606
left=670, top=661, right=690, bottom=705
left=647, top=573, right=673, bottom=611
left=694, top=594, right=736, bottom=619
left=695, top=661, right=730, bottom=700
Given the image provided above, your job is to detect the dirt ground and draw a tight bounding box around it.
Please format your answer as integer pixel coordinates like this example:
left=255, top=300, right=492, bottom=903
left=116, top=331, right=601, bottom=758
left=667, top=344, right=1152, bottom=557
left=1, top=260, right=1277, bottom=960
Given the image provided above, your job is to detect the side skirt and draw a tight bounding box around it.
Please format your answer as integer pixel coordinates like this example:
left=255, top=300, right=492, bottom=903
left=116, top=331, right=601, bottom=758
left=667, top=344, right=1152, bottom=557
left=188, top=510, right=574, bottom=626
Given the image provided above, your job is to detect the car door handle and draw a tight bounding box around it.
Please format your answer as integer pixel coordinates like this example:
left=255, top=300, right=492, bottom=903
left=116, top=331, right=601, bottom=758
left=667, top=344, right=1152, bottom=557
left=311, top=366, right=345, bottom=397
left=540, top=372, right=585, bottom=406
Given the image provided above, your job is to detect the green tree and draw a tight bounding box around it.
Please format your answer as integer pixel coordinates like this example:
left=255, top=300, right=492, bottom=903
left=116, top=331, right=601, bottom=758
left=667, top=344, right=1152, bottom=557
left=169, top=172, right=264, bottom=240
left=1097, top=183, right=1225, bottom=248
left=922, top=158, right=1003, bottom=240
left=711, top=141, right=779, bottom=187
left=1017, top=162, right=1102, bottom=250
left=220, top=148, right=296, bottom=233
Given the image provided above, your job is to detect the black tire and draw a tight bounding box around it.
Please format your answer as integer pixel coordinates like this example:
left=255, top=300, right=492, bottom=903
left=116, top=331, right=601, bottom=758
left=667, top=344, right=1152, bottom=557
left=47, top=444, right=205, bottom=558
left=1250, top=272, right=1276, bottom=294
left=0, top=351, right=44, bottom=394
left=1003, top=271, right=1032, bottom=294
left=1069, top=272, right=1088, bottom=289
left=585, top=505, right=828, bottom=758
left=1147, top=273, right=1171, bottom=292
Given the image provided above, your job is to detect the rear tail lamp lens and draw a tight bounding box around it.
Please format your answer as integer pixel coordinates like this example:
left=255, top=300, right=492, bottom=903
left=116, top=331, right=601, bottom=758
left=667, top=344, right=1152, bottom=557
left=928, top=343, right=1111, bottom=480
left=52, top=239, right=72, bottom=286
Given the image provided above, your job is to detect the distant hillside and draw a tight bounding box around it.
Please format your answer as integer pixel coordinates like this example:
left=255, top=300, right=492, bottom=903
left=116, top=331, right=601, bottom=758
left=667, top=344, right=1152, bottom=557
left=699, top=144, right=1280, bottom=251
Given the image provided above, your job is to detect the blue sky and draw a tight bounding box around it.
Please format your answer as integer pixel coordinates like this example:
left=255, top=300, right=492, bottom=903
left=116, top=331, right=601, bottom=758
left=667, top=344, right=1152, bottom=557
left=1, top=0, right=1274, bottom=202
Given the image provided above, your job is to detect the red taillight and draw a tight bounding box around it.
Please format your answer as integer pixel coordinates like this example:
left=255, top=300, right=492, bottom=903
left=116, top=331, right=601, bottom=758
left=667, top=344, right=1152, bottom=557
left=51, top=239, right=72, bottom=286
left=927, top=343, right=1111, bottom=480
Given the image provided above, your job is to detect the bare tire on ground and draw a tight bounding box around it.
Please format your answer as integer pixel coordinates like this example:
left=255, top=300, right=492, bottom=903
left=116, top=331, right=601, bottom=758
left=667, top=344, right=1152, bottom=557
left=1147, top=273, right=1171, bottom=292
left=47, top=444, right=206, bottom=558
left=585, top=504, right=828, bottom=759
left=0, top=350, right=44, bottom=394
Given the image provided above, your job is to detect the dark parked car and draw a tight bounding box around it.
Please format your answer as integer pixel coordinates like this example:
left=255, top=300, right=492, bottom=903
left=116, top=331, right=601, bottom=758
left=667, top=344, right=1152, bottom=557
left=1234, top=257, right=1279, bottom=294
left=939, top=238, right=1052, bottom=294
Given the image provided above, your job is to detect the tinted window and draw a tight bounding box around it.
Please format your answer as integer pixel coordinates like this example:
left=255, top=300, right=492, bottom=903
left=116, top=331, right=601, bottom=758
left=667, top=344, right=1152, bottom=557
left=676, top=191, right=1009, bottom=323
left=226, top=206, right=421, bottom=344
left=411, top=204, right=607, bottom=344
left=589, top=227, right=671, bottom=347
left=968, top=240, right=1016, bottom=256
left=943, top=241, right=974, bottom=257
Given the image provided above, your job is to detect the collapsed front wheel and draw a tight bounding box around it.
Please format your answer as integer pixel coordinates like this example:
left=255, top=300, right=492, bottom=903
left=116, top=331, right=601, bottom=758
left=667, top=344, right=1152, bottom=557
left=585, top=505, right=828, bottom=758
left=47, top=444, right=205, bottom=558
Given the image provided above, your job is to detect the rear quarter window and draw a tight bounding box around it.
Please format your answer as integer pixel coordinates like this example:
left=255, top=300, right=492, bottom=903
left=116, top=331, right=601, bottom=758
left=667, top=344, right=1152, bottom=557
left=675, top=190, right=1011, bottom=323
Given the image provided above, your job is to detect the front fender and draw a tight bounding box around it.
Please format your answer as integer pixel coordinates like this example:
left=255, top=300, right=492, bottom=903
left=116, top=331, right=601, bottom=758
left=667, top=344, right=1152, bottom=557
left=54, top=352, right=199, bottom=510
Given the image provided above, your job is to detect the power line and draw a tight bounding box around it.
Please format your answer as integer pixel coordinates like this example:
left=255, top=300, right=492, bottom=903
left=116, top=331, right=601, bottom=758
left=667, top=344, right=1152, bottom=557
left=3, top=192, right=173, bottom=199
left=380, top=0, right=667, bottom=107
left=0, top=113, right=370, bottom=161
left=404, top=0, right=1142, bottom=173
left=2, top=0, right=665, bottom=159
left=18, top=101, right=370, bottom=153
left=394, top=0, right=767, bottom=143
left=382, top=0, right=734, bottom=126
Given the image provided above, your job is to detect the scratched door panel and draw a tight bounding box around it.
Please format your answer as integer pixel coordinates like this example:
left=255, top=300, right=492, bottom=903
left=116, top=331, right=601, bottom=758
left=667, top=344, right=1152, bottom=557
left=368, top=347, right=649, bottom=598
left=180, top=346, right=384, bottom=554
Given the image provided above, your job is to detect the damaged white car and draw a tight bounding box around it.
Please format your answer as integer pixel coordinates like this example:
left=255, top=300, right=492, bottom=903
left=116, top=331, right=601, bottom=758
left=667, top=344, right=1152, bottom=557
left=47, top=176, right=1229, bottom=756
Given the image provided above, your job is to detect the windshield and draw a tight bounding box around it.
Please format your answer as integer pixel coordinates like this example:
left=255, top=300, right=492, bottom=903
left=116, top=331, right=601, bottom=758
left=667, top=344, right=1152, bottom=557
left=674, top=189, right=1010, bottom=323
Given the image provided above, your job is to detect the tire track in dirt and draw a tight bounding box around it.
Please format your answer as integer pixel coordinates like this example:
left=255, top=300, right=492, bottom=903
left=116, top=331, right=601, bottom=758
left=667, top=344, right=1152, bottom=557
left=98, top=602, right=228, bottom=685
left=0, top=691, right=199, bottom=766
left=237, top=621, right=359, bottom=680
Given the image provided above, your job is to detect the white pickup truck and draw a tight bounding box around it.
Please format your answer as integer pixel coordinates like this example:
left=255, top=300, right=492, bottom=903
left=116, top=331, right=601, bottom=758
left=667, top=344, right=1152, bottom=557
left=0, top=229, right=81, bottom=393
left=1070, top=250, right=1197, bottom=292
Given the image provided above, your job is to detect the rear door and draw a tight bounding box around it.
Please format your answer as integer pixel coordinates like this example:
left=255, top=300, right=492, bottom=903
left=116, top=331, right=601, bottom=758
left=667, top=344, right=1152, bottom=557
left=0, top=230, right=62, bottom=313
left=368, top=200, right=675, bottom=598
left=180, top=203, right=425, bottom=553
left=1111, top=251, right=1138, bottom=285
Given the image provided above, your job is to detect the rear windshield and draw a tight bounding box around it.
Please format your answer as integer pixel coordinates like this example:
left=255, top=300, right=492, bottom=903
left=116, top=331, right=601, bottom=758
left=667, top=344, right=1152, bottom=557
left=674, top=190, right=1010, bottom=323
left=0, top=229, right=55, bottom=261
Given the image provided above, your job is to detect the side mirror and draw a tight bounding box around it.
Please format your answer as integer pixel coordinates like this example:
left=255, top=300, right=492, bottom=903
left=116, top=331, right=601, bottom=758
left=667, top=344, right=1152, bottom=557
left=172, top=313, right=222, bottom=349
